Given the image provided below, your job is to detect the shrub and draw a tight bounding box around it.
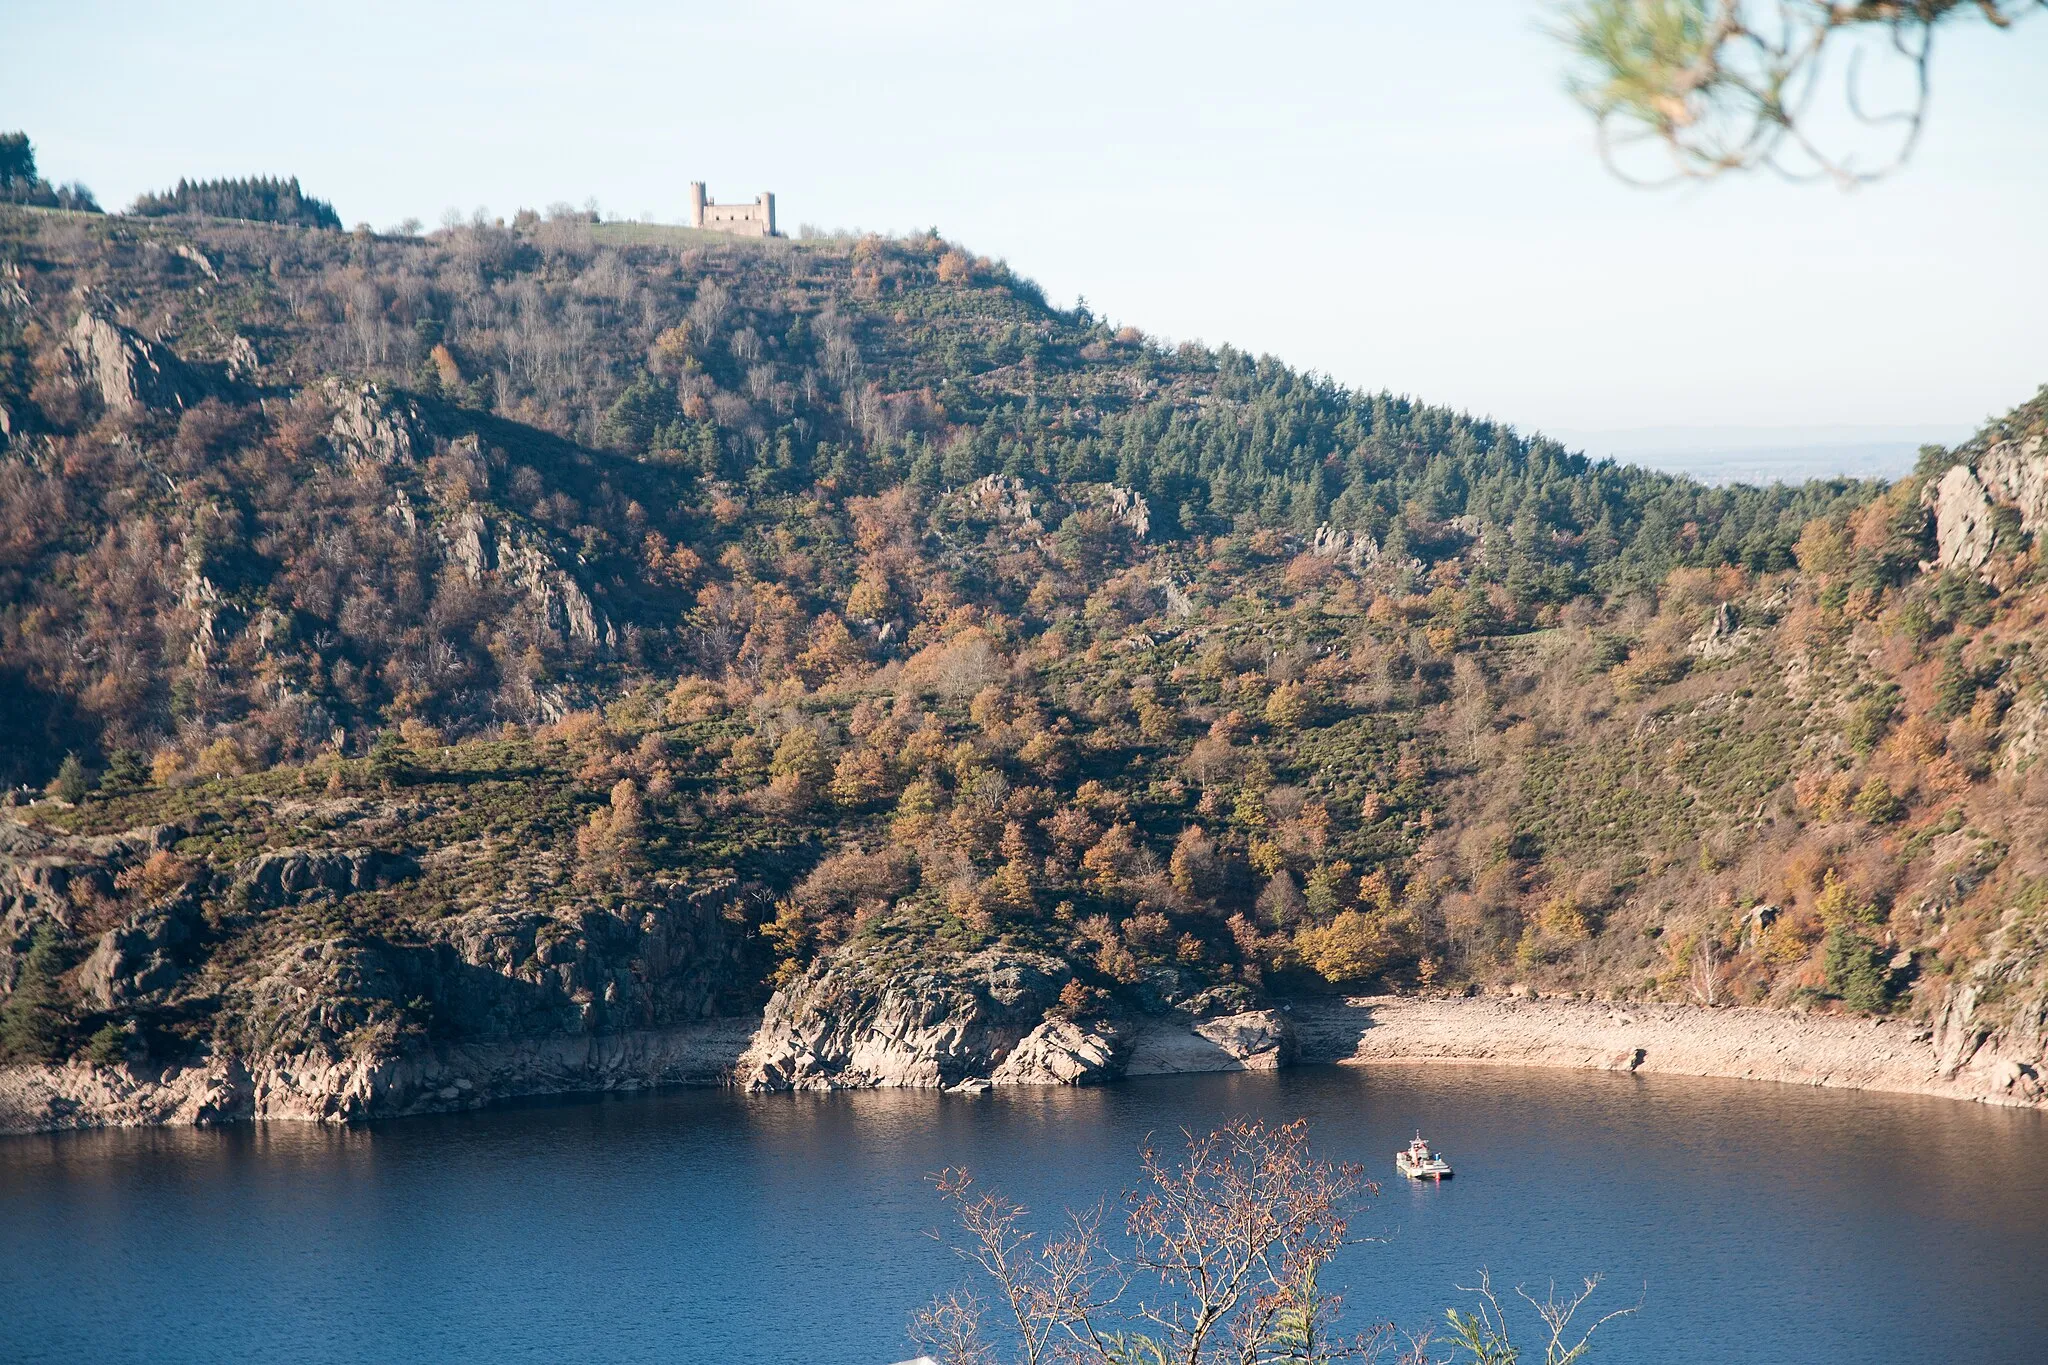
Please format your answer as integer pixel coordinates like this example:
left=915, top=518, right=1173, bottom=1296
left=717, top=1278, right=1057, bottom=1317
left=85, top=1022, right=130, bottom=1066
left=1850, top=777, right=1904, bottom=825
left=368, top=731, right=410, bottom=788
left=47, top=753, right=89, bottom=803
left=1845, top=691, right=1898, bottom=753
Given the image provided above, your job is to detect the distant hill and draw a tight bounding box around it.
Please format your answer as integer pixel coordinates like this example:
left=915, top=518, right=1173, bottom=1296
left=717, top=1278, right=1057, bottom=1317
left=1556, top=425, right=1973, bottom=487
left=0, top=202, right=2042, bottom=1113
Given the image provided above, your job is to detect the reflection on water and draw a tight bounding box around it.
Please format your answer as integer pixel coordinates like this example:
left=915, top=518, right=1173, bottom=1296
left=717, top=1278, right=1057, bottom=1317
left=3, top=1065, right=2045, bottom=1364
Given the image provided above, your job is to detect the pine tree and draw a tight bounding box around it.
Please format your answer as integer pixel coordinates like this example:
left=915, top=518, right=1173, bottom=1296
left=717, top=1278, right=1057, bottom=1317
left=0, top=924, right=69, bottom=1062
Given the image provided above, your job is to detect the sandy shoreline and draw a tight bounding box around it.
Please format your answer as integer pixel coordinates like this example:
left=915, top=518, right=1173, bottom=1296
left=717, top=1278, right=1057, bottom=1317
left=5, top=994, right=2041, bottom=1134
left=1290, top=994, right=2045, bottom=1109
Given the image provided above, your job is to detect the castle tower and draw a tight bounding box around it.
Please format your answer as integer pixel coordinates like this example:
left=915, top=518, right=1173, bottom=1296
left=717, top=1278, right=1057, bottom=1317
left=686, top=183, right=779, bottom=238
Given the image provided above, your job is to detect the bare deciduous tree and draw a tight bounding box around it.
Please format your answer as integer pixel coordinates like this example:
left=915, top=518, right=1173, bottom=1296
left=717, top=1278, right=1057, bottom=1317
left=914, top=1118, right=1380, bottom=1365
left=913, top=1119, right=1631, bottom=1365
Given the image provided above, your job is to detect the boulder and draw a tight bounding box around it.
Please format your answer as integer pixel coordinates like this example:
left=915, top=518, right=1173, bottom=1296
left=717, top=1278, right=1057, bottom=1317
left=1192, top=1008, right=1294, bottom=1069
left=990, top=1016, right=1126, bottom=1085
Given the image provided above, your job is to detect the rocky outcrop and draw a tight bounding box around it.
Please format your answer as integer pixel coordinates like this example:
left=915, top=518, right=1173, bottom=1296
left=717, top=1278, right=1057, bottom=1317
left=1099, top=484, right=1151, bottom=539
left=1309, top=522, right=1380, bottom=567
left=2000, top=689, right=2048, bottom=780
left=990, top=1015, right=1127, bottom=1085
left=0, top=1017, right=758, bottom=1134
left=1928, top=889, right=2048, bottom=1105
left=79, top=898, right=203, bottom=1008
left=238, top=846, right=416, bottom=907
left=1925, top=433, right=2048, bottom=574
left=2, top=810, right=764, bottom=1132
left=739, top=931, right=1303, bottom=1093
left=441, top=506, right=495, bottom=581
left=229, top=876, right=757, bottom=1061
left=171, top=242, right=218, bottom=281
left=64, top=308, right=209, bottom=413
left=1687, top=600, right=1763, bottom=661
left=325, top=378, right=422, bottom=468
left=224, top=335, right=260, bottom=383
left=433, top=506, right=613, bottom=650
left=961, top=473, right=1042, bottom=529
left=739, top=942, right=1074, bottom=1090
left=500, top=537, right=613, bottom=649
left=2, top=819, right=180, bottom=948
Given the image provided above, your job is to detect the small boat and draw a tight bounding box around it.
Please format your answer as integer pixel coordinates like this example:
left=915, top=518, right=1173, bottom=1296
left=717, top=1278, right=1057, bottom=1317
left=1395, top=1132, right=1453, bottom=1181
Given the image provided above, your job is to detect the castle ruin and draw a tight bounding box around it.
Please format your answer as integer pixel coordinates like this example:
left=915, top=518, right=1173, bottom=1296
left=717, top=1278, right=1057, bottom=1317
left=687, top=183, right=777, bottom=238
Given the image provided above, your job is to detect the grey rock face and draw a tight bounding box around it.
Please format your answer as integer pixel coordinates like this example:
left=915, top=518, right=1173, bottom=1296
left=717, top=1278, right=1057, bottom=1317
left=433, top=506, right=611, bottom=650
left=80, top=900, right=203, bottom=1008
left=500, top=538, right=612, bottom=649
left=440, top=507, right=494, bottom=582
left=64, top=309, right=209, bottom=413
left=1102, top=484, right=1151, bottom=539
left=324, top=378, right=421, bottom=468
left=1926, top=434, right=2048, bottom=575
left=238, top=846, right=417, bottom=908
left=224, top=335, right=260, bottom=383
left=1932, top=887, right=2048, bottom=1095
left=738, top=942, right=1075, bottom=1091
left=989, top=1015, right=1126, bottom=1085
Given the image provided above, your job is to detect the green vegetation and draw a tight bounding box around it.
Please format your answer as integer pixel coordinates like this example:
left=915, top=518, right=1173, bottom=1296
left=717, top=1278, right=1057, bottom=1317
left=128, top=175, right=340, bottom=229
left=0, top=924, right=69, bottom=1062
left=0, top=199, right=2043, bottom=1073
left=0, top=131, right=99, bottom=212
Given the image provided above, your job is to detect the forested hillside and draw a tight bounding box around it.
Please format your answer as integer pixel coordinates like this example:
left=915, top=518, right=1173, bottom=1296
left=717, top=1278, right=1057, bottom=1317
left=1, top=203, right=2043, bottom=1103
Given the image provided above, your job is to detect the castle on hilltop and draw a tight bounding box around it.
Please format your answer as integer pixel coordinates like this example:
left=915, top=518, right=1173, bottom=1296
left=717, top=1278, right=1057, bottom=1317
left=688, top=183, right=777, bottom=238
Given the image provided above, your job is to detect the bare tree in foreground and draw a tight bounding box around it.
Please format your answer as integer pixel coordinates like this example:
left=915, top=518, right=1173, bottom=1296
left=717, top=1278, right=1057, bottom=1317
left=910, top=1118, right=1634, bottom=1365
left=1558, top=0, right=2044, bottom=186
left=1441, top=1272, right=1639, bottom=1365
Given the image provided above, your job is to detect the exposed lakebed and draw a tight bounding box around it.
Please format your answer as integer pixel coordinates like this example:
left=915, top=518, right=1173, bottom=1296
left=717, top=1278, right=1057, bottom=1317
left=3, top=1065, right=2044, bottom=1364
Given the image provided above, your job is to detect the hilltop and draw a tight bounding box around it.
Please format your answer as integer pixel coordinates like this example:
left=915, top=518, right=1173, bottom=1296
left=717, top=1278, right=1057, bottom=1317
left=1, top=203, right=2043, bottom=1123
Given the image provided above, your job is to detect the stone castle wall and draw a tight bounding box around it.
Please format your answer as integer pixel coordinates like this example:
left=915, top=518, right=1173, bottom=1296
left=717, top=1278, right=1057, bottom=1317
left=688, top=183, right=777, bottom=238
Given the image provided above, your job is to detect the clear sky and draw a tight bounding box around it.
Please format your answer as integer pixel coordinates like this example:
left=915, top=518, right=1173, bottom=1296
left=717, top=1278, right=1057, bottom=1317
left=10, top=1, right=2046, bottom=452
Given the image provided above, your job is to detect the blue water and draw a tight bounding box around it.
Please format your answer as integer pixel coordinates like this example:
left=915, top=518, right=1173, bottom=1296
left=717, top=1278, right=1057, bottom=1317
left=2, top=1064, right=2045, bottom=1364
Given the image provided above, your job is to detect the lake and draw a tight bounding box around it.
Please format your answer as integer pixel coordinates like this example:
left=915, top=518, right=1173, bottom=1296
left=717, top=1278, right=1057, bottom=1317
left=2, top=1064, right=2044, bottom=1363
